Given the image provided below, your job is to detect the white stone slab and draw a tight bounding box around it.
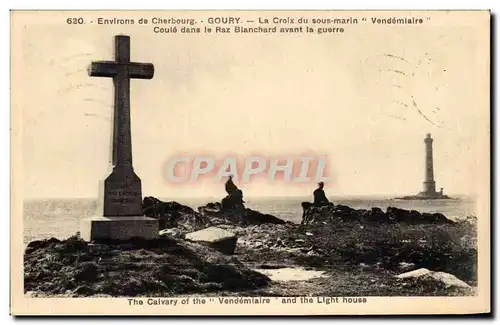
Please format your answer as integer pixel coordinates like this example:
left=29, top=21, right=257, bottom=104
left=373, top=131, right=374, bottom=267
left=185, top=226, right=236, bottom=243
left=80, top=216, right=159, bottom=241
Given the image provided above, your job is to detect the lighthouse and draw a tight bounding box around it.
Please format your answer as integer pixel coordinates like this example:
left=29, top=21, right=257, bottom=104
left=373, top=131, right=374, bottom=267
left=423, top=133, right=436, bottom=195
left=396, top=133, right=451, bottom=200
left=415, top=133, right=449, bottom=199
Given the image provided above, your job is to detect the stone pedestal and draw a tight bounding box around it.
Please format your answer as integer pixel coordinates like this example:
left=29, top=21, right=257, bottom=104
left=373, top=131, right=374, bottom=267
left=80, top=216, right=159, bottom=241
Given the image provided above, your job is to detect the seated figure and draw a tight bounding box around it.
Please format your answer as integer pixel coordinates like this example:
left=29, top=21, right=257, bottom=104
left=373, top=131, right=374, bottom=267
left=225, top=175, right=238, bottom=195
left=313, top=182, right=330, bottom=207
left=301, top=182, right=331, bottom=225
left=221, top=176, right=245, bottom=211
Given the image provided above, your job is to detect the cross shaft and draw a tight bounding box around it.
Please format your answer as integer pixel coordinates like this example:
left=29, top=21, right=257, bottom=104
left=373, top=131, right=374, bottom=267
left=89, top=35, right=154, bottom=167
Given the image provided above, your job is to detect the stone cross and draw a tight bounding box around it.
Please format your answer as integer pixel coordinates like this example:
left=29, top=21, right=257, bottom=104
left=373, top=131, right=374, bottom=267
left=89, top=35, right=154, bottom=216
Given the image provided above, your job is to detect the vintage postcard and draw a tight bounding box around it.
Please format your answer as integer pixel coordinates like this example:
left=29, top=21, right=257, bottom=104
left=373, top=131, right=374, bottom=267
left=10, top=10, right=490, bottom=316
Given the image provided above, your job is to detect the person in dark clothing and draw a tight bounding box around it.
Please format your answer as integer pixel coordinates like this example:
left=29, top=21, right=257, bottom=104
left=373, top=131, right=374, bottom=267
left=300, top=182, right=330, bottom=225
left=313, top=182, right=329, bottom=207
left=225, top=175, right=238, bottom=195
left=222, top=176, right=245, bottom=211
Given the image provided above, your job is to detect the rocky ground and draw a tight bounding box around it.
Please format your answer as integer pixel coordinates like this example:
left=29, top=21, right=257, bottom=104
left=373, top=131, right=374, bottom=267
left=24, top=236, right=270, bottom=297
left=24, top=198, right=477, bottom=297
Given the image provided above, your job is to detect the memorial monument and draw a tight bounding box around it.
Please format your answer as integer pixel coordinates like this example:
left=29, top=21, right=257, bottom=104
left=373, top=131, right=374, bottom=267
left=80, top=35, right=159, bottom=241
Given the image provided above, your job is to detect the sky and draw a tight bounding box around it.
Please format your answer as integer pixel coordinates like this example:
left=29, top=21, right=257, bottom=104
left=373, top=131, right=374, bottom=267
left=12, top=11, right=490, bottom=199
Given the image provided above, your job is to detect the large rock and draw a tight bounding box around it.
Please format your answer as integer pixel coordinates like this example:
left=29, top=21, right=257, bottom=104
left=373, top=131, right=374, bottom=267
left=386, top=207, right=454, bottom=224
left=143, top=197, right=287, bottom=233
left=301, top=203, right=454, bottom=225
left=142, top=197, right=211, bottom=232
left=301, top=204, right=362, bottom=224
left=396, top=268, right=472, bottom=290
left=185, top=226, right=238, bottom=255
left=198, top=202, right=288, bottom=226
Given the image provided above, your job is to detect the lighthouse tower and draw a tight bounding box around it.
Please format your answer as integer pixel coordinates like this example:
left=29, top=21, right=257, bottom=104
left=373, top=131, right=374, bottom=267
left=396, top=133, right=451, bottom=200
left=423, top=133, right=436, bottom=195
left=414, top=133, right=449, bottom=199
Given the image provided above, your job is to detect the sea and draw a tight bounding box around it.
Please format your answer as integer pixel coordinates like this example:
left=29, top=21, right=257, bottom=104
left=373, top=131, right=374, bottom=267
left=23, top=196, right=476, bottom=244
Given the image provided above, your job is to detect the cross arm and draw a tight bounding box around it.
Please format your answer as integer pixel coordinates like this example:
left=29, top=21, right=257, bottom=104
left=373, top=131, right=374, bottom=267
left=89, top=61, right=155, bottom=79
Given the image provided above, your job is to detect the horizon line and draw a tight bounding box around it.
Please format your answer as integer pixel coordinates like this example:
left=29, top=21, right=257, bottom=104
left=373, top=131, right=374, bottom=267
left=23, top=193, right=476, bottom=201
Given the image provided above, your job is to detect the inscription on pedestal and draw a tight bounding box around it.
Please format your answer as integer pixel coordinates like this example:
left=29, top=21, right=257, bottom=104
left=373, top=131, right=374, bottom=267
left=103, top=168, right=143, bottom=216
